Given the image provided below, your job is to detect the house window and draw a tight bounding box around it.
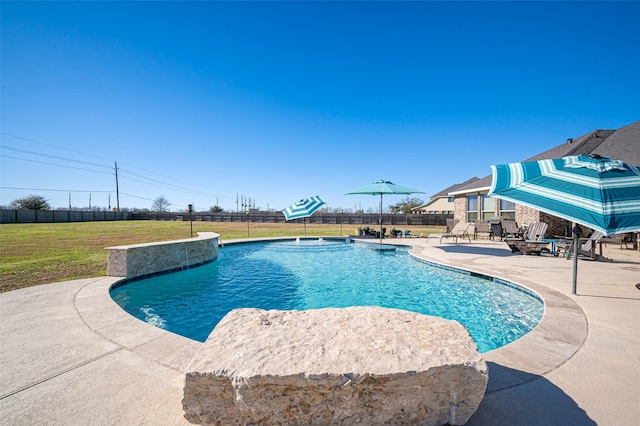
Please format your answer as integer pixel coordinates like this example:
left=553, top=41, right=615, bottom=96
left=448, top=197, right=455, bottom=203
left=482, top=194, right=495, bottom=219
left=499, top=199, right=516, bottom=220
left=467, top=195, right=478, bottom=222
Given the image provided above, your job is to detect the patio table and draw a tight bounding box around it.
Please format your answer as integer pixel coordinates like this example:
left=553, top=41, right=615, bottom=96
left=541, top=238, right=558, bottom=256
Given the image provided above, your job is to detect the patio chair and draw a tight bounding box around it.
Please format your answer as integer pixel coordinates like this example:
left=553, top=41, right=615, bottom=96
left=390, top=228, right=403, bottom=238
left=505, top=222, right=549, bottom=255
left=501, top=220, right=520, bottom=239
left=564, top=230, right=612, bottom=262
left=524, top=222, right=548, bottom=242
left=608, top=232, right=633, bottom=250
left=446, top=218, right=459, bottom=233
left=429, top=221, right=472, bottom=244
left=473, top=220, right=491, bottom=240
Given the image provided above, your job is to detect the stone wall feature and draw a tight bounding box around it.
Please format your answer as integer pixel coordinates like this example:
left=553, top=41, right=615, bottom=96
left=106, top=232, right=219, bottom=278
left=183, top=306, right=488, bottom=426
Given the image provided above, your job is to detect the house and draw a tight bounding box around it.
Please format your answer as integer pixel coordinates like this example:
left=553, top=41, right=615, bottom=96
left=411, top=177, right=479, bottom=214
left=448, top=120, right=640, bottom=236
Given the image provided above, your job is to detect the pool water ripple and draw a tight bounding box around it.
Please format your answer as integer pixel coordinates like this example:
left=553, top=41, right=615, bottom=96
left=110, top=240, right=543, bottom=353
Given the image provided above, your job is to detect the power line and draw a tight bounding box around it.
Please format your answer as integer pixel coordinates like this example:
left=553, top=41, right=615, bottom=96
left=117, top=164, right=237, bottom=198
left=1, top=132, right=114, bottom=162
left=1, top=186, right=112, bottom=193
left=2, top=152, right=228, bottom=199
left=117, top=168, right=211, bottom=195
left=2, top=132, right=237, bottom=197
left=1, top=133, right=237, bottom=202
left=119, top=192, right=157, bottom=202
left=0, top=154, right=114, bottom=175
left=1, top=145, right=111, bottom=169
left=117, top=167, right=236, bottom=199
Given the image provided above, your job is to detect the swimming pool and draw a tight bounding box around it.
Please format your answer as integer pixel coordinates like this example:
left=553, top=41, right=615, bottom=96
left=110, top=239, right=544, bottom=353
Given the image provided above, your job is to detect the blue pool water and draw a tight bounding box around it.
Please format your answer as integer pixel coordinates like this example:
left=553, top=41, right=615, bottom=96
left=110, top=239, right=544, bottom=353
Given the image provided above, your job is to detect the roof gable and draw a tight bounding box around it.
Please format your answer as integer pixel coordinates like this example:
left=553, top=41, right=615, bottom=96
left=430, top=177, right=480, bottom=198
left=591, top=121, right=640, bottom=166
left=453, top=120, right=640, bottom=195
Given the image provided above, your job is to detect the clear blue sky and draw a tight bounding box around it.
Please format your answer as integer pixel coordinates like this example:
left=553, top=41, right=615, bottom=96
left=2, top=1, right=639, bottom=213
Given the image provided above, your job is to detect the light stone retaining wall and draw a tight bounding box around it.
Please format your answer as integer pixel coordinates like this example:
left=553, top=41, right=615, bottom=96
left=106, top=232, right=219, bottom=278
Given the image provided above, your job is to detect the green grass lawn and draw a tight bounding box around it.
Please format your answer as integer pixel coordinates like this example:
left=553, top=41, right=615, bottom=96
left=0, top=221, right=443, bottom=293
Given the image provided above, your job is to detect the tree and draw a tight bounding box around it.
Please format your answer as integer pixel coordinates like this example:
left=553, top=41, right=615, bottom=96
left=10, top=195, right=51, bottom=210
left=151, top=196, right=171, bottom=212
left=390, top=196, right=424, bottom=214
left=209, top=205, right=224, bottom=213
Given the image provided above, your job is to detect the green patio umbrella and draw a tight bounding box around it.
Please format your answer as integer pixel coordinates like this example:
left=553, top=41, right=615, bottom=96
left=346, top=180, right=425, bottom=247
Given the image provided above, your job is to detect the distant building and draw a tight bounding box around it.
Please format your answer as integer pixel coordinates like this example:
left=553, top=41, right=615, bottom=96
left=448, top=120, right=640, bottom=236
left=412, top=178, right=480, bottom=214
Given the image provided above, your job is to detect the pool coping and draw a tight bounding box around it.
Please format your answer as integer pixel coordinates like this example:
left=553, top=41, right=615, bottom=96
left=403, top=242, right=587, bottom=393
left=75, top=236, right=588, bottom=393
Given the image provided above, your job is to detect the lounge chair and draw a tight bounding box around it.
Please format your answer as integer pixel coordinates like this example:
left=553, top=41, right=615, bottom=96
left=446, top=218, right=459, bottom=233
left=505, top=222, right=549, bottom=255
left=429, top=222, right=472, bottom=244
left=564, top=230, right=612, bottom=262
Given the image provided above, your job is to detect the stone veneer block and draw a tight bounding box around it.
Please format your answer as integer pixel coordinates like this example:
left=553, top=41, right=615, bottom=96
left=183, top=306, right=488, bottom=426
left=106, top=232, right=219, bottom=278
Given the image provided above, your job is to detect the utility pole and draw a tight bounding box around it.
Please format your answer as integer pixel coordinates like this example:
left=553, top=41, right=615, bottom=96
left=114, top=162, right=120, bottom=211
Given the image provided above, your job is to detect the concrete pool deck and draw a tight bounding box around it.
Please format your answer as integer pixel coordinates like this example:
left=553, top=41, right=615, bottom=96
left=1, top=238, right=638, bottom=425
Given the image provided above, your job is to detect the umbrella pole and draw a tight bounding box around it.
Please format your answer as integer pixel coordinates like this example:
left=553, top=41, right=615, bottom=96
left=571, top=225, right=581, bottom=295
left=304, top=217, right=307, bottom=237
left=379, top=193, right=383, bottom=247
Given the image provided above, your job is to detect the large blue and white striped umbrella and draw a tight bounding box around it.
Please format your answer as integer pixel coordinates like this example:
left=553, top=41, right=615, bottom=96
left=489, top=155, right=640, bottom=236
left=282, top=196, right=325, bottom=221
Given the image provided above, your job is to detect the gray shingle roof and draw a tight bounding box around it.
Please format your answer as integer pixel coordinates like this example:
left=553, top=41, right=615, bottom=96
left=453, top=120, right=640, bottom=194
left=591, top=121, right=640, bottom=165
left=430, top=177, right=480, bottom=198
left=414, top=177, right=481, bottom=210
